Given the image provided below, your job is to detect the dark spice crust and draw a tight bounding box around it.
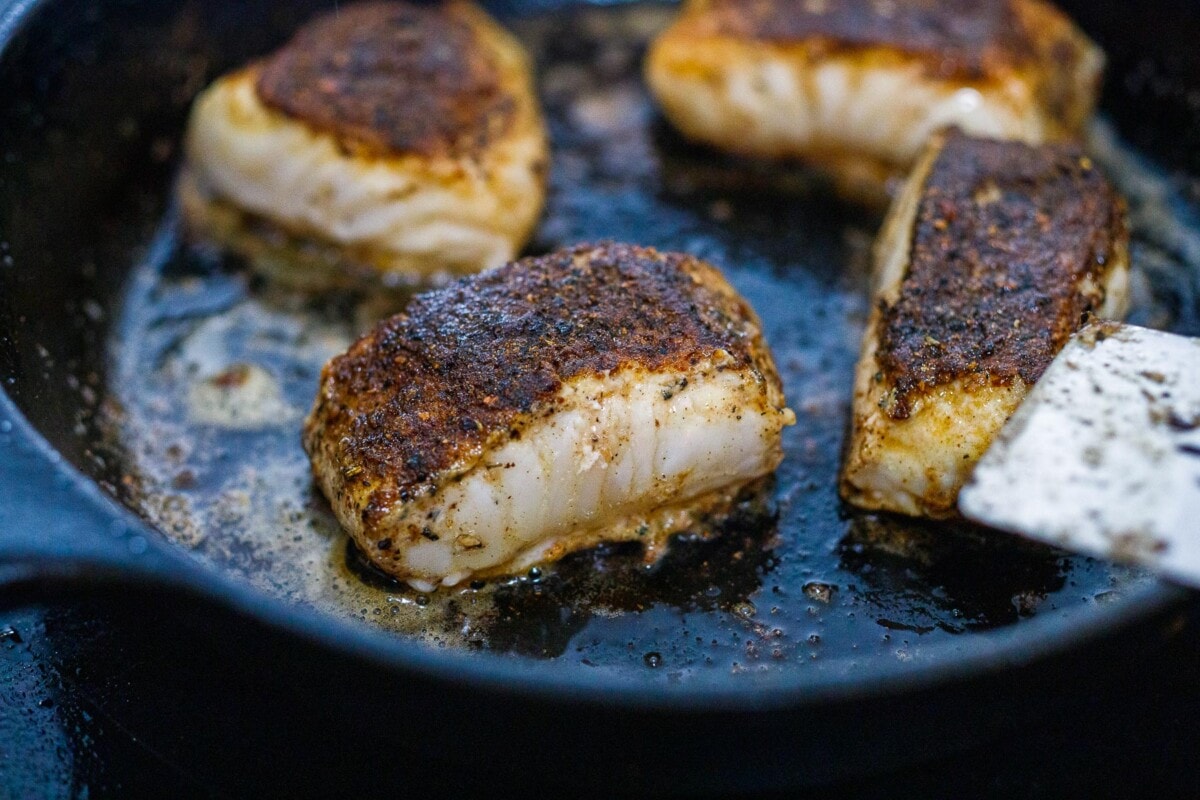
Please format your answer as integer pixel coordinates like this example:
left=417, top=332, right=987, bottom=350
left=305, top=243, right=763, bottom=512
left=256, top=1, right=515, bottom=159
left=699, top=0, right=1032, bottom=79
left=877, top=131, right=1125, bottom=420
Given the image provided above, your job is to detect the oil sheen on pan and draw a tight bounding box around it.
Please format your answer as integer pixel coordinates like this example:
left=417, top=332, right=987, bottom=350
left=103, top=3, right=1197, bottom=681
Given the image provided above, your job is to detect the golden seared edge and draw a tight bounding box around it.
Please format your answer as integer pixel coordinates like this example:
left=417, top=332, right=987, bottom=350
left=180, top=1, right=547, bottom=286
left=645, top=0, right=1103, bottom=202
left=840, top=130, right=1129, bottom=518
left=303, top=243, right=795, bottom=588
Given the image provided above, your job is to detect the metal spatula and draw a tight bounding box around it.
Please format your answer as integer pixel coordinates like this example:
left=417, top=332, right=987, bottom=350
left=959, top=322, right=1200, bottom=588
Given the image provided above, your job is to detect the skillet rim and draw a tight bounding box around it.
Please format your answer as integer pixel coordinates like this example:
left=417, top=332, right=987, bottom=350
left=0, top=0, right=1188, bottom=714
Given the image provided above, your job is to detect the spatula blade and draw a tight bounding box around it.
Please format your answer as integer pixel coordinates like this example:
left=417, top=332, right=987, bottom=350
left=959, top=322, right=1200, bottom=587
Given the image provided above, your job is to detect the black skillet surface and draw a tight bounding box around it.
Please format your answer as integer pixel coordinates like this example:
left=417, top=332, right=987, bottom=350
left=0, top=0, right=1198, bottom=794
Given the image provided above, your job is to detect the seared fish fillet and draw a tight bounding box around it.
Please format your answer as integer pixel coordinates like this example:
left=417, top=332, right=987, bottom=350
left=840, top=130, right=1129, bottom=518
left=646, top=0, right=1103, bottom=200
left=180, top=1, right=547, bottom=286
left=304, top=243, right=795, bottom=590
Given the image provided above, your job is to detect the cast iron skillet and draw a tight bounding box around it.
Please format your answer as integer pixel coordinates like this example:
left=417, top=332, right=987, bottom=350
left=1, top=0, right=1199, bottom=794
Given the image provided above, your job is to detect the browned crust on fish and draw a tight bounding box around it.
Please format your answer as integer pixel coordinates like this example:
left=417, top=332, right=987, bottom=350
left=694, top=0, right=1032, bottom=80
left=876, top=130, right=1126, bottom=420
left=256, top=1, right=517, bottom=159
left=303, top=243, right=773, bottom=523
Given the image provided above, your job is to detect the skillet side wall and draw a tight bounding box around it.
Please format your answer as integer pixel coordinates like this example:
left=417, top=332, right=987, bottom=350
left=24, top=583, right=1194, bottom=797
